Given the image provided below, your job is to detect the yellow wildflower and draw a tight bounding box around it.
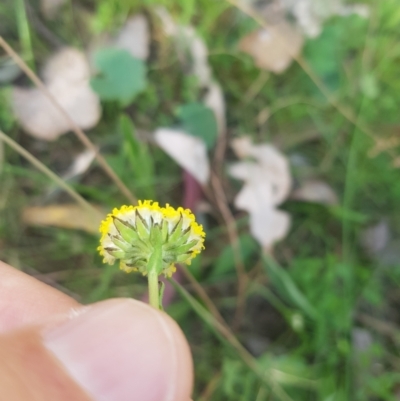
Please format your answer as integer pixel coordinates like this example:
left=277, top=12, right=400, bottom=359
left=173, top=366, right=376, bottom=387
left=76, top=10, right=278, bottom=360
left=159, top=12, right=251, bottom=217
left=98, top=200, right=205, bottom=277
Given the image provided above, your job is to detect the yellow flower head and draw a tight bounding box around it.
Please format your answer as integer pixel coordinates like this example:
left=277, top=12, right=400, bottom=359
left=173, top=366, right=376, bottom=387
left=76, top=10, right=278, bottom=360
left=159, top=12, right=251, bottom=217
left=98, top=200, right=205, bottom=277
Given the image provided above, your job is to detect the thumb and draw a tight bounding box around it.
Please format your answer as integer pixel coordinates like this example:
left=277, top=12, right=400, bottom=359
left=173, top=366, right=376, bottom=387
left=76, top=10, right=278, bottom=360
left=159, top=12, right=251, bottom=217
left=0, top=299, right=193, bottom=401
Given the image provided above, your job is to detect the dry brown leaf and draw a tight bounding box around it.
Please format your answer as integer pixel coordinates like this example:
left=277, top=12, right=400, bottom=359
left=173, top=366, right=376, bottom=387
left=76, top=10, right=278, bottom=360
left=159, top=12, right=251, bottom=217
left=12, top=48, right=101, bottom=141
left=229, top=137, right=292, bottom=249
left=154, top=128, right=210, bottom=184
left=22, top=204, right=105, bottom=234
left=239, top=21, right=303, bottom=73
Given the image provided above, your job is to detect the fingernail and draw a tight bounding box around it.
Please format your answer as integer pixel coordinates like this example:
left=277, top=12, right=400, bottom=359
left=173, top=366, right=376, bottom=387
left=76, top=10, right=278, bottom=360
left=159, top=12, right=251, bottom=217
left=42, top=299, right=180, bottom=401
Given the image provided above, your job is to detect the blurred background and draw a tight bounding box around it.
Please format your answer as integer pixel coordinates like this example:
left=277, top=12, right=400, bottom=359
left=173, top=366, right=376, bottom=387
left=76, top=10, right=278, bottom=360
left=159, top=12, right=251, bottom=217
left=1, top=0, right=400, bottom=399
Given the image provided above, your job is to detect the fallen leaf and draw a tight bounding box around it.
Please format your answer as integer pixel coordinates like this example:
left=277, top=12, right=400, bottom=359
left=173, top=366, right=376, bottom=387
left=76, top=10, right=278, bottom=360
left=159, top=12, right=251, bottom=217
left=156, top=7, right=214, bottom=87
left=204, top=82, right=226, bottom=135
left=292, top=180, right=338, bottom=205
left=229, top=137, right=292, bottom=249
left=22, top=204, right=105, bottom=234
left=63, top=149, right=97, bottom=180
left=154, top=128, right=210, bottom=184
left=91, top=48, right=147, bottom=105
left=113, top=14, right=150, bottom=60
left=239, top=21, right=303, bottom=73
left=156, top=7, right=227, bottom=138
left=12, top=48, right=101, bottom=140
left=231, top=137, right=291, bottom=204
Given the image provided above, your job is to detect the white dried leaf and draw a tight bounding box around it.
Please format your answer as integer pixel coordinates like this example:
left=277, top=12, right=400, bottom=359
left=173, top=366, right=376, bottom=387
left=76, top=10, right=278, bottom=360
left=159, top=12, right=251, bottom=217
left=229, top=137, right=292, bottom=249
left=156, top=7, right=226, bottom=136
left=292, top=180, right=338, bottom=205
left=239, top=21, right=303, bottom=73
left=231, top=137, right=292, bottom=204
left=12, top=48, right=101, bottom=141
left=154, top=128, right=210, bottom=184
left=114, top=14, right=150, bottom=60
left=63, top=149, right=96, bottom=180
left=156, top=7, right=212, bottom=86
left=155, top=7, right=178, bottom=36
left=204, top=82, right=226, bottom=135
left=187, top=27, right=212, bottom=86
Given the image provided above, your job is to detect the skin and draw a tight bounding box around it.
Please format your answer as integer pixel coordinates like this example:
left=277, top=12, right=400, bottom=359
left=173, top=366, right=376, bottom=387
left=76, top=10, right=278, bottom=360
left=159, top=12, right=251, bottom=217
left=0, top=260, right=193, bottom=401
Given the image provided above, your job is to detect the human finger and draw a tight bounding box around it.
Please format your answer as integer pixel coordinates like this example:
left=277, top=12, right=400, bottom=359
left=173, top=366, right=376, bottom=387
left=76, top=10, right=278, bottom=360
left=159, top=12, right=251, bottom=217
left=0, top=298, right=193, bottom=401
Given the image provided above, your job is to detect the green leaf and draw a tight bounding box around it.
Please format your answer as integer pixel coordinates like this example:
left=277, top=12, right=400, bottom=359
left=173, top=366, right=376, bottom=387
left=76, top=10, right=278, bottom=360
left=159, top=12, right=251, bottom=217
left=177, top=102, right=218, bottom=149
left=91, top=48, right=147, bottom=105
left=119, top=114, right=155, bottom=199
left=262, top=255, right=318, bottom=320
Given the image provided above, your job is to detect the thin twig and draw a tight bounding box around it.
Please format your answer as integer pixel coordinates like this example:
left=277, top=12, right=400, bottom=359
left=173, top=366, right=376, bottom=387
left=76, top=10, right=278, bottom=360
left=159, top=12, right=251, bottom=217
left=210, top=172, right=248, bottom=328
left=211, top=127, right=248, bottom=328
left=180, top=265, right=227, bottom=326
left=0, top=36, right=137, bottom=203
left=0, top=129, right=97, bottom=216
left=197, top=372, right=222, bottom=401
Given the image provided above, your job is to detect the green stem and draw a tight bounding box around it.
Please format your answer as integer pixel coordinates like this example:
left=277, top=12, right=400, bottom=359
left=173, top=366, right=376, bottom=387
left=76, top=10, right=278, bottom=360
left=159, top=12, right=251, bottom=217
left=147, top=239, right=163, bottom=309
left=148, top=269, right=159, bottom=309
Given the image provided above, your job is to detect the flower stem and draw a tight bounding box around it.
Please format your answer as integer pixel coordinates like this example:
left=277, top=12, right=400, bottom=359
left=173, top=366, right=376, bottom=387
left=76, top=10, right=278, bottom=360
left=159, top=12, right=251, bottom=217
left=148, top=268, right=160, bottom=309
left=147, top=237, right=163, bottom=309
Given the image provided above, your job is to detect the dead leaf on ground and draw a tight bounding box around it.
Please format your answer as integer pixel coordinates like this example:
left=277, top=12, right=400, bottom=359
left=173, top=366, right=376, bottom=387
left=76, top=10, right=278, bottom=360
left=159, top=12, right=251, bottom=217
left=231, top=137, right=292, bottom=204
left=156, top=7, right=227, bottom=136
left=239, top=21, right=303, bottom=74
left=12, top=48, right=101, bottom=141
left=62, top=149, right=97, bottom=180
left=154, top=128, right=210, bottom=185
left=22, top=204, right=105, bottom=234
left=292, top=179, right=338, bottom=205
left=113, top=14, right=150, bottom=60
left=157, top=8, right=211, bottom=86
left=204, top=82, right=226, bottom=136
left=229, top=137, right=292, bottom=249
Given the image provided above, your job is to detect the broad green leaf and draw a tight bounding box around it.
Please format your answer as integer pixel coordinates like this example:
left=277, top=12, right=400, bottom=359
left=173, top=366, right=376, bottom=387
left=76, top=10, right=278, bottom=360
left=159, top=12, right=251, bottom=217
left=91, top=48, right=147, bottom=105
left=177, top=102, right=218, bottom=149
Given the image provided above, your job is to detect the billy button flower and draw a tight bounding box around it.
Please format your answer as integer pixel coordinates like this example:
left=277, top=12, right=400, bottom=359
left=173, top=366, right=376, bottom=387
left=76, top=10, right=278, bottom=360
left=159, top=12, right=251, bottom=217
left=98, top=200, right=205, bottom=309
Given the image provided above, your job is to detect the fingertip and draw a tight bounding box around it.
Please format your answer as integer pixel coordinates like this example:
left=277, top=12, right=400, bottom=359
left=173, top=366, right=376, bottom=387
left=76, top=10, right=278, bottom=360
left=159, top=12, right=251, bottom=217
left=43, top=298, right=193, bottom=401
